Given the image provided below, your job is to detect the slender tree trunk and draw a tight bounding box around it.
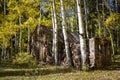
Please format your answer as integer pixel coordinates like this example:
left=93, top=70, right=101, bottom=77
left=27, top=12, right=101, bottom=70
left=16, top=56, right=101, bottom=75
left=51, top=4, right=55, bottom=59
left=71, top=8, right=74, bottom=32
left=115, top=0, right=118, bottom=53
left=39, top=3, right=41, bottom=26
left=10, top=38, right=12, bottom=60
left=2, top=37, right=5, bottom=60
left=76, top=0, right=87, bottom=68
left=96, top=0, right=101, bottom=37
left=4, top=0, right=6, bottom=15
left=115, top=0, right=118, bottom=54
left=67, top=0, right=70, bottom=30
left=27, top=25, right=30, bottom=53
left=18, top=0, right=22, bottom=53
left=84, top=0, right=89, bottom=39
left=108, top=0, right=112, bottom=13
left=115, top=0, right=118, bottom=11
left=102, top=0, right=106, bottom=37
left=52, top=0, right=58, bottom=65
left=107, top=1, right=115, bottom=62
left=106, top=27, right=115, bottom=61
left=19, top=17, right=22, bottom=53
left=117, top=26, right=119, bottom=53
left=2, top=0, right=6, bottom=60
left=83, top=0, right=89, bottom=65
left=70, top=6, right=75, bottom=32
left=60, top=0, right=72, bottom=67
left=14, top=33, right=17, bottom=53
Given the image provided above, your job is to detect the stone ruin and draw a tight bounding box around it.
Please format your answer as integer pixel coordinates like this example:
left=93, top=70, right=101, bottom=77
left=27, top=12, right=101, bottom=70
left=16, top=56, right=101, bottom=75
left=29, top=25, right=112, bottom=68
left=89, top=38, right=112, bottom=68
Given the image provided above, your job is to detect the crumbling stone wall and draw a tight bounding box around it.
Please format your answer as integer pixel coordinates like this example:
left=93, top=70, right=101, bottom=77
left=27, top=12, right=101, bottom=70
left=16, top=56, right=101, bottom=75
left=89, top=38, right=112, bottom=68
left=30, top=25, right=112, bottom=69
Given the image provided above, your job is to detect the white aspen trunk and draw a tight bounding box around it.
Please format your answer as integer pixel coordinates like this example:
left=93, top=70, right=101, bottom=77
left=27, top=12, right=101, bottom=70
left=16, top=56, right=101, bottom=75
left=51, top=4, right=55, bottom=56
left=60, top=0, right=72, bottom=67
left=76, top=0, right=86, bottom=67
left=52, top=0, right=58, bottom=65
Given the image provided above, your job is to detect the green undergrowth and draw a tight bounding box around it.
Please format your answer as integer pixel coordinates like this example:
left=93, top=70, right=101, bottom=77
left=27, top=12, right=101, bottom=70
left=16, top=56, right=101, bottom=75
left=0, top=65, right=120, bottom=80
left=0, top=55, right=120, bottom=80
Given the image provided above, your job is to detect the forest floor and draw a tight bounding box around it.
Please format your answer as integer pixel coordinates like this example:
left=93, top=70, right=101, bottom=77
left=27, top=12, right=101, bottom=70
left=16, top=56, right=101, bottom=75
left=0, top=56, right=120, bottom=80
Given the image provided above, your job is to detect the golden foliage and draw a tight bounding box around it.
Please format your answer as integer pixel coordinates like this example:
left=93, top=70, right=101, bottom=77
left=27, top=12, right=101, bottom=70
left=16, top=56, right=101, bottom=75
left=105, top=13, right=120, bottom=28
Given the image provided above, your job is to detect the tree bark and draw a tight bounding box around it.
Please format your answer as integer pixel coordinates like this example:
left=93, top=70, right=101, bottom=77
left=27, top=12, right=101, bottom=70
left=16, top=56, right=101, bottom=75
left=18, top=0, right=22, bottom=53
left=107, top=0, right=115, bottom=62
left=51, top=3, right=55, bottom=57
left=84, top=0, right=89, bottom=39
left=27, top=24, right=30, bottom=53
left=96, top=0, right=101, bottom=37
left=76, top=0, right=87, bottom=68
left=2, top=0, right=7, bottom=60
left=52, top=0, right=58, bottom=65
left=39, top=2, right=41, bottom=26
left=84, top=0, right=89, bottom=65
left=60, top=0, right=72, bottom=67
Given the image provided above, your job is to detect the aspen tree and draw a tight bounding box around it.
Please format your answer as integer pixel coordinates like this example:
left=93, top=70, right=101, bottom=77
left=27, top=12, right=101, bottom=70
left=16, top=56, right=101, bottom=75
left=52, top=0, right=58, bottom=65
left=76, top=0, right=87, bottom=68
left=60, top=0, right=72, bottom=67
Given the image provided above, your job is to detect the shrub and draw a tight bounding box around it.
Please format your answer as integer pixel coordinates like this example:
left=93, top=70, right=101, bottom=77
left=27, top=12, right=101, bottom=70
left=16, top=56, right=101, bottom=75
left=12, top=52, right=37, bottom=67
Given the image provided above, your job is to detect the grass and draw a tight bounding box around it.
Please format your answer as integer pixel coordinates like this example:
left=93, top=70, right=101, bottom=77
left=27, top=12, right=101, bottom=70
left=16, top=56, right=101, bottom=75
left=0, top=55, right=120, bottom=80
left=0, top=65, right=120, bottom=80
